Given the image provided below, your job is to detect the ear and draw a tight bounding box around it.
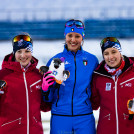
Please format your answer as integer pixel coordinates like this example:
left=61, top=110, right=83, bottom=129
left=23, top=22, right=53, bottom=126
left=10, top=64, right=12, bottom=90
left=39, top=66, right=49, bottom=75
left=81, top=40, right=84, bottom=46
left=63, top=70, right=70, bottom=79
left=60, top=57, right=65, bottom=62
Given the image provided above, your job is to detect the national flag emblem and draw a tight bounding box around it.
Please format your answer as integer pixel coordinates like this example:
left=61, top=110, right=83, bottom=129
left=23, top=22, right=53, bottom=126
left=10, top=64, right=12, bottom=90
left=105, top=83, right=111, bottom=91
left=83, top=60, right=88, bottom=66
left=71, top=28, right=74, bottom=31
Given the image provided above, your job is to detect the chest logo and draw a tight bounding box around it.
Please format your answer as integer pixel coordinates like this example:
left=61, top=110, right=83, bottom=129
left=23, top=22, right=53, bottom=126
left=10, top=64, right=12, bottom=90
left=36, top=85, right=41, bottom=89
left=105, top=83, right=112, bottom=91
left=65, top=61, right=70, bottom=65
left=83, top=60, right=88, bottom=66
left=125, top=83, right=132, bottom=87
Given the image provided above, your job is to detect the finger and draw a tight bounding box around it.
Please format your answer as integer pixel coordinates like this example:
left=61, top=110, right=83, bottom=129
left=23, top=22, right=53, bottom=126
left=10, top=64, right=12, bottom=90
left=48, top=80, right=55, bottom=85
left=47, top=78, right=55, bottom=83
left=44, top=71, right=53, bottom=78
left=46, top=76, right=55, bottom=81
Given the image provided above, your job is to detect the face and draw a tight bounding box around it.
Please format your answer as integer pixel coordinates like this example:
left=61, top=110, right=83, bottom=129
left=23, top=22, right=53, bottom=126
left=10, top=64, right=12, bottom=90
left=103, top=47, right=122, bottom=68
left=66, top=32, right=83, bottom=53
left=15, top=49, right=32, bottom=67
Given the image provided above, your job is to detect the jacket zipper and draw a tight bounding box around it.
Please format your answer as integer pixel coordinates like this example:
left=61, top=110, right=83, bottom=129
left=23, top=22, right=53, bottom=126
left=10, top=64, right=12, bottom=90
left=1, top=117, right=22, bottom=127
left=95, top=71, right=119, bottom=133
left=72, top=55, right=77, bottom=116
left=95, top=66, right=133, bottom=134
left=23, top=72, right=29, bottom=134
left=56, top=87, right=60, bottom=107
left=85, top=88, right=90, bottom=105
left=115, top=79, right=119, bottom=134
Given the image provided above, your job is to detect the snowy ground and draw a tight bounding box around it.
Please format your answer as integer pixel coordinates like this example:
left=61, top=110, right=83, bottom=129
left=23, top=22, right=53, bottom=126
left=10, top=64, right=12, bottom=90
left=0, top=39, right=134, bottom=133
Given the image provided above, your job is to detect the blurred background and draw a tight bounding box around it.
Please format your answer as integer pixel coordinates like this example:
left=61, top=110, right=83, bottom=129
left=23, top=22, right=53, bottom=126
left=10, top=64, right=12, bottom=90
left=0, top=0, right=134, bottom=133
left=1, top=0, right=134, bottom=40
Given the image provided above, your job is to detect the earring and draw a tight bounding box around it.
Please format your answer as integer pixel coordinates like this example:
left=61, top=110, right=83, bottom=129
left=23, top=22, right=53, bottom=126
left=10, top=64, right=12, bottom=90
left=81, top=40, right=84, bottom=46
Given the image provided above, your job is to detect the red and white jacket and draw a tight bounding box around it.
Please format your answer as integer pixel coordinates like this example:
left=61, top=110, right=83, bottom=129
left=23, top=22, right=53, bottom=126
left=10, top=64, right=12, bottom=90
left=91, top=56, right=134, bottom=134
left=0, top=53, right=51, bottom=134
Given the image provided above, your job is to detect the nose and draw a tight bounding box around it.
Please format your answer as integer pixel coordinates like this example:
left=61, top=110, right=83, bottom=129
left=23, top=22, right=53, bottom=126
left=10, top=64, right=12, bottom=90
left=54, top=63, right=59, bottom=69
left=71, top=36, right=76, bottom=42
left=21, top=52, right=25, bottom=58
left=108, top=54, right=114, bottom=60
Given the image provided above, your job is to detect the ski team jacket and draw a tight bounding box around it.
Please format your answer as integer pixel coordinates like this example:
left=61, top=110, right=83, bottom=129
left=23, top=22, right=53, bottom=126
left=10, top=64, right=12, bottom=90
left=0, top=53, right=51, bottom=134
left=91, top=56, right=134, bottom=134
left=43, top=45, right=98, bottom=116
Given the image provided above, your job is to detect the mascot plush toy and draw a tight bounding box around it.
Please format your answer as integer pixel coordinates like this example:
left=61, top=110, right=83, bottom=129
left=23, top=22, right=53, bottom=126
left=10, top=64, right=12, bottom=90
left=39, top=57, right=70, bottom=84
left=0, top=80, right=7, bottom=94
left=127, top=98, right=134, bottom=120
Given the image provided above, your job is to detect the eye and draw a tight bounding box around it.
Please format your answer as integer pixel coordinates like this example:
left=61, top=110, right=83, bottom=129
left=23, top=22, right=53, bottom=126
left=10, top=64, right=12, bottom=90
left=103, top=52, right=109, bottom=56
left=68, top=34, right=72, bottom=37
left=25, top=50, right=31, bottom=53
left=111, top=50, right=117, bottom=54
left=16, top=50, right=21, bottom=53
left=75, top=35, right=81, bottom=38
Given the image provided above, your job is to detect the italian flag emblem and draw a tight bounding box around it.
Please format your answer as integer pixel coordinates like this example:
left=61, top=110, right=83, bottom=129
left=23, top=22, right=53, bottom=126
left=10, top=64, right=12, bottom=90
left=71, top=28, right=74, bottom=31
left=83, top=60, right=88, bottom=66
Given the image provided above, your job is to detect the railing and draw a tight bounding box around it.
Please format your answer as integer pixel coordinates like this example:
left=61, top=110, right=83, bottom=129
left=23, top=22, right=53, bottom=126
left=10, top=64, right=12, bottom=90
left=0, top=7, right=134, bottom=22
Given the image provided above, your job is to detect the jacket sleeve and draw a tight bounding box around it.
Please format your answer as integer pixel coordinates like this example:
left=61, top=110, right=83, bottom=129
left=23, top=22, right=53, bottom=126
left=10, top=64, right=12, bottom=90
left=42, top=56, right=60, bottom=102
left=42, top=82, right=57, bottom=102
left=40, top=98, right=51, bottom=112
left=91, top=74, right=100, bottom=110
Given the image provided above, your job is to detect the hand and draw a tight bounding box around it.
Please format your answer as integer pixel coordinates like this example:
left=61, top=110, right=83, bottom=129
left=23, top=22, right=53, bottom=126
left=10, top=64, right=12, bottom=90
left=42, top=71, right=55, bottom=92
left=0, top=80, right=7, bottom=94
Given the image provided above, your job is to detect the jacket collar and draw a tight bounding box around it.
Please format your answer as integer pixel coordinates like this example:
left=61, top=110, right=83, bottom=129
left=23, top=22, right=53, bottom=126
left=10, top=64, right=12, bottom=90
left=95, top=56, right=133, bottom=76
left=2, top=53, right=38, bottom=72
left=63, top=44, right=83, bottom=56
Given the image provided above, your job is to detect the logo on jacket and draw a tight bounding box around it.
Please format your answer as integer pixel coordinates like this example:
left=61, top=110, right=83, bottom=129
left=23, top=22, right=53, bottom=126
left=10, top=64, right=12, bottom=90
left=36, top=85, right=41, bottom=89
left=105, top=83, right=111, bottom=91
left=65, top=61, right=70, bottom=65
left=71, top=28, right=74, bottom=31
left=125, top=83, right=132, bottom=87
left=83, top=60, right=88, bottom=66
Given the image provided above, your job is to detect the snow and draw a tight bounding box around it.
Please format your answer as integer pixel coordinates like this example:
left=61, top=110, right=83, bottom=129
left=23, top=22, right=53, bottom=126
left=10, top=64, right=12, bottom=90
left=1, top=39, right=134, bottom=68
left=0, top=39, right=134, bottom=133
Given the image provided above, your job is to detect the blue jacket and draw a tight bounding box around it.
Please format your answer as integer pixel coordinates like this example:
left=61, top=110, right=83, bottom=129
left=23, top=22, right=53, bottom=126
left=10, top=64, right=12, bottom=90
left=44, top=45, right=98, bottom=116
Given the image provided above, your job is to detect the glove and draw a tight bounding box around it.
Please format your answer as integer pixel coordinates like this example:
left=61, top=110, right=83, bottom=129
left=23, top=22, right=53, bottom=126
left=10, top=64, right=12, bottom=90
left=0, top=80, right=7, bottom=94
left=42, top=71, right=55, bottom=92
left=127, top=99, right=134, bottom=120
